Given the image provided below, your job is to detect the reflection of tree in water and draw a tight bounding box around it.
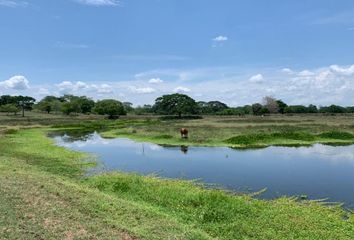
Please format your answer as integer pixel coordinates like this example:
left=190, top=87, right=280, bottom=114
left=49, top=130, right=95, bottom=142
left=180, top=145, right=188, bottom=154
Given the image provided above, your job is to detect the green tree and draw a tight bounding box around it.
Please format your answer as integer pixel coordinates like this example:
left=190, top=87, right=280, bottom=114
left=276, top=100, right=288, bottom=114
left=285, top=105, right=308, bottom=113
left=16, top=96, right=36, bottom=117
left=0, top=104, right=20, bottom=115
left=78, top=96, right=95, bottom=114
left=123, top=102, right=134, bottom=113
left=153, top=93, right=198, bottom=117
left=93, top=99, right=126, bottom=118
left=62, top=101, right=81, bottom=115
left=307, top=104, right=318, bottom=113
left=198, top=101, right=229, bottom=114
left=252, top=103, right=263, bottom=115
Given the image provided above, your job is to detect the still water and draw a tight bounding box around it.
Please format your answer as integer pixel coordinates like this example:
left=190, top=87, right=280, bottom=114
left=52, top=131, right=354, bottom=207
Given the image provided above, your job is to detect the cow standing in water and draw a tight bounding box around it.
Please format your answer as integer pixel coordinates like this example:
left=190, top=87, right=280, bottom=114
left=180, top=128, right=189, bottom=139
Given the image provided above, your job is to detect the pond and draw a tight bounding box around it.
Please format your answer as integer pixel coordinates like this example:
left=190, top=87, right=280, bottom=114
left=52, top=131, right=354, bottom=208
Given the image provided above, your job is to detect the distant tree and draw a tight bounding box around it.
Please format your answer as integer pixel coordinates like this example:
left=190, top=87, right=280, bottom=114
left=134, top=104, right=153, bottom=115
left=153, top=93, right=198, bottom=117
left=0, top=104, right=20, bottom=115
left=276, top=100, right=288, bottom=114
left=307, top=104, right=318, bottom=113
left=199, top=101, right=228, bottom=114
left=0, top=95, right=14, bottom=106
left=319, top=105, right=346, bottom=114
left=61, top=101, right=81, bottom=115
left=285, top=105, right=308, bottom=114
left=37, top=96, right=55, bottom=114
left=93, top=99, right=126, bottom=118
left=78, top=96, right=95, bottom=114
left=346, top=106, right=354, bottom=113
left=123, top=102, right=134, bottom=113
left=263, top=96, right=279, bottom=114
left=57, top=95, right=94, bottom=115
left=252, top=103, right=263, bottom=115
left=14, top=96, right=35, bottom=117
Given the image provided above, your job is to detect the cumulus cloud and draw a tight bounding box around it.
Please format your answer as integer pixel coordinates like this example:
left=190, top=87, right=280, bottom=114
left=330, top=64, right=354, bottom=75
left=0, top=75, right=30, bottom=90
left=282, top=68, right=294, bottom=74
left=92, top=84, right=113, bottom=94
left=249, top=74, right=264, bottom=83
left=148, top=78, right=164, bottom=84
left=129, top=86, right=156, bottom=94
left=298, top=70, right=315, bottom=77
left=75, top=0, right=119, bottom=6
left=213, top=36, right=228, bottom=42
left=56, top=81, right=88, bottom=94
left=173, top=86, right=191, bottom=93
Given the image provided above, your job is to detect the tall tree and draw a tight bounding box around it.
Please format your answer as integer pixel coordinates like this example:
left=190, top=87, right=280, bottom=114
left=93, top=99, right=126, bottom=119
left=153, top=94, right=198, bottom=117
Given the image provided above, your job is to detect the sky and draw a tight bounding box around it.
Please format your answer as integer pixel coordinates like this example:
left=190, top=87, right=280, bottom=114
left=0, top=0, right=354, bottom=106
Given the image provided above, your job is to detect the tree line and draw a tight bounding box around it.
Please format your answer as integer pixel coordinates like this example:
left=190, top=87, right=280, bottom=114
left=0, top=94, right=353, bottom=117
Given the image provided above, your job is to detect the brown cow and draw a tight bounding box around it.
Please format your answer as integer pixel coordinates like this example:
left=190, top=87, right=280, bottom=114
left=180, top=128, right=189, bottom=139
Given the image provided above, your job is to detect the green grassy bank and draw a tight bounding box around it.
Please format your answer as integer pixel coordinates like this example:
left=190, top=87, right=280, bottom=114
left=1, top=128, right=354, bottom=239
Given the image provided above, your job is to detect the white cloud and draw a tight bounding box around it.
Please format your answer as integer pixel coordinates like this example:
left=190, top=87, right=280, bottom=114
left=213, top=36, right=228, bottom=42
left=330, top=64, right=354, bottom=75
left=148, top=78, right=164, bottom=84
left=0, top=0, right=28, bottom=7
left=0, top=75, right=29, bottom=90
left=281, top=68, right=294, bottom=74
left=38, top=88, right=50, bottom=95
left=75, top=0, right=119, bottom=6
left=249, top=74, right=264, bottom=83
left=298, top=70, right=315, bottom=77
left=56, top=81, right=88, bottom=94
left=173, top=86, right=191, bottom=93
left=93, top=84, right=113, bottom=94
left=129, top=86, right=156, bottom=94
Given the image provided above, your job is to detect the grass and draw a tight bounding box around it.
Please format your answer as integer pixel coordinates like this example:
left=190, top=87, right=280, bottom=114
left=1, top=127, right=354, bottom=239
left=99, top=114, right=354, bottom=148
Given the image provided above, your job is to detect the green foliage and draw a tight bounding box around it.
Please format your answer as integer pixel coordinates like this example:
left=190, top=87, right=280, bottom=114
left=0, top=104, right=20, bottom=115
left=93, top=99, right=126, bottom=118
left=226, top=132, right=316, bottom=145
left=276, top=100, right=288, bottom=114
left=58, top=95, right=95, bottom=115
left=320, top=105, right=347, bottom=114
left=134, top=104, right=154, bottom=115
left=318, top=131, right=354, bottom=140
left=36, top=96, right=63, bottom=113
left=251, top=103, right=267, bottom=115
left=198, top=101, right=229, bottom=114
left=123, top=102, right=134, bottom=113
left=154, top=93, right=198, bottom=117
left=0, top=95, right=36, bottom=117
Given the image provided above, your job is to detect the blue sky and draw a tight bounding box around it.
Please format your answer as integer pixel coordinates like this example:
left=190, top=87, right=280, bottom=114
left=0, top=0, right=354, bottom=106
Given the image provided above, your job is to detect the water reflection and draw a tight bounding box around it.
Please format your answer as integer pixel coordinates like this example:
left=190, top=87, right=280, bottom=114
left=180, top=145, right=188, bottom=154
left=52, top=131, right=354, bottom=208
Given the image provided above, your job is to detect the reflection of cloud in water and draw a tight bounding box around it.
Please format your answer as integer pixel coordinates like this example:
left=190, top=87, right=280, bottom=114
left=271, top=144, right=354, bottom=164
left=149, top=145, right=163, bottom=151
left=57, top=132, right=164, bottom=152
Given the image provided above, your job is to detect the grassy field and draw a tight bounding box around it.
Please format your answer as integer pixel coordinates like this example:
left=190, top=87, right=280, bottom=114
left=99, top=114, right=354, bottom=148
left=1, top=113, right=354, bottom=239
